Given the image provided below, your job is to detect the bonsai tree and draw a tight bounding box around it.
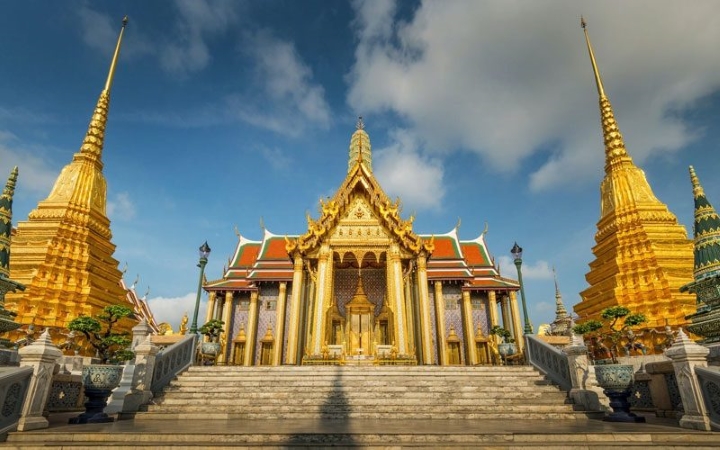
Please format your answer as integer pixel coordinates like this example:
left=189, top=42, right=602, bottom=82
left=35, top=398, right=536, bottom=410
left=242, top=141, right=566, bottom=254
left=572, top=306, right=647, bottom=363
left=199, top=319, right=225, bottom=342
left=489, top=325, right=515, bottom=343
left=67, top=304, right=135, bottom=364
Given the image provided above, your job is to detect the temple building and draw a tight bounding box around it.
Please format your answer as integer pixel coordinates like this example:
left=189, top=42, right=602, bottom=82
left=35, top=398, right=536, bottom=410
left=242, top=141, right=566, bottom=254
left=5, top=18, right=153, bottom=339
left=681, top=167, right=720, bottom=344
left=573, top=20, right=696, bottom=330
left=204, top=119, right=523, bottom=366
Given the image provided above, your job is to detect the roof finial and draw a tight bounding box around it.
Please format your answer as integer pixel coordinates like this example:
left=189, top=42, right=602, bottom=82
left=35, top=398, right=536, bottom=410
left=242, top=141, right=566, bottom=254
left=356, top=116, right=364, bottom=130
left=105, top=16, right=129, bottom=92
left=689, top=165, right=705, bottom=199
left=581, top=16, right=605, bottom=98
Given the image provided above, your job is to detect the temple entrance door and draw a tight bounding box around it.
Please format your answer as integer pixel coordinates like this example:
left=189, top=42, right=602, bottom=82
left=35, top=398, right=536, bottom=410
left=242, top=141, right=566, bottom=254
left=349, top=311, right=373, bottom=357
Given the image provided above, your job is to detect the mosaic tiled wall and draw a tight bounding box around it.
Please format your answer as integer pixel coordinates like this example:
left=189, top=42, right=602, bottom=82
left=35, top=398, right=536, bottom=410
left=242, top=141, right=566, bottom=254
left=282, top=286, right=292, bottom=363
left=334, top=268, right=386, bottom=316
left=471, top=292, right=490, bottom=336
left=231, top=292, right=251, bottom=359
left=443, top=284, right=465, bottom=364
left=428, top=289, right=439, bottom=364
left=254, top=284, right=279, bottom=365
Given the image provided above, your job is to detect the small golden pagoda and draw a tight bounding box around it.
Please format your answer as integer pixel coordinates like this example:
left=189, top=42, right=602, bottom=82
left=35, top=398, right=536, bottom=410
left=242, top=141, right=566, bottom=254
left=6, top=18, right=133, bottom=336
left=574, top=19, right=695, bottom=330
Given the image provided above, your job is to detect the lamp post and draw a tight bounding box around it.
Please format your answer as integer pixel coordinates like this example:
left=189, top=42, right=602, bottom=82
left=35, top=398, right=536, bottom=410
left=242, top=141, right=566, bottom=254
left=511, top=242, right=533, bottom=335
left=190, top=241, right=211, bottom=334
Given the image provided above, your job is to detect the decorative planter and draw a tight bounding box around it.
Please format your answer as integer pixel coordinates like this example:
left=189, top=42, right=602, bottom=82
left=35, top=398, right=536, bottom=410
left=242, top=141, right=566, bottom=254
left=498, top=343, right=517, bottom=358
left=69, top=364, right=124, bottom=424
left=201, top=342, right=222, bottom=356
left=594, top=364, right=645, bottom=423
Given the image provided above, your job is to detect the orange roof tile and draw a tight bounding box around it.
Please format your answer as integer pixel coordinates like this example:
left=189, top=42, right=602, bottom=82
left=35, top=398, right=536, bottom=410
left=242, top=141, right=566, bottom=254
left=461, top=243, right=491, bottom=266
left=429, top=236, right=462, bottom=259
left=233, top=244, right=260, bottom=267
left=260, top=236, right=291, bottom=260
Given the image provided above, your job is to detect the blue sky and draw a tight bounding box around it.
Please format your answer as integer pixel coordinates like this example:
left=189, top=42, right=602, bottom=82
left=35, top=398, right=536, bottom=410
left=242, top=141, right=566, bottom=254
left=2, top=1, right=720, bottom=332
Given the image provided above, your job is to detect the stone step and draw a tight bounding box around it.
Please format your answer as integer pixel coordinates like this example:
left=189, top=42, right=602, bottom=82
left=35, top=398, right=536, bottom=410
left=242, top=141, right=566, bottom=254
left=185, top=366, right=539, bottom=372
left=168, top=379, right=555, bottom=388
left=145, top=403, right=575, bottom=414
left=157, top=390, right=567, bottom=401
left=135, top=411, right=586, bottom=420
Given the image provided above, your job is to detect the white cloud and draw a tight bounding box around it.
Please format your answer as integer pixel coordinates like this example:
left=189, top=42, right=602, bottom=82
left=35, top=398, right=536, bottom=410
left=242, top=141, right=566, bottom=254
left=347, top=0, right=720, bottom=191
left=0, top=131, right=58, bottom=196
left=148, top=291, right=208, bottom=332
left=77, top=6, right=153, bottom=61
left=160, top=0, right=239, bottom=75
left=107, top=192, right=136, bottom=220
left=229, top=30, right=331, bottom=136
left=373, top=128, right=445, bottom=212
left=498, top=255, right=553, bottom=281
left=259, top=146, right=292, bottom=171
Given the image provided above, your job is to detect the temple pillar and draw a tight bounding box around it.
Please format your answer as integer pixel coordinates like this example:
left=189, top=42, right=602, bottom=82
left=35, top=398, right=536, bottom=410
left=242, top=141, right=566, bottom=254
left=243, top=290, right=259, bottom=366
left=205, top=291, right=217, bottom=324
left=309, top=243, right=333, bottom=356
left=285, top=254, right=304, bottom=364
left=273, top=282, right=288, bottom=366
left=434, top=281, right=447, bottom=365
left=388, top=243, right=408, bottom=354
left=509, top=291, right=524, bottom=354
left=218, top=291, right=233, bottom=364
left=403, top=274, right=415, bottom=356
left=461, top=290, right=477, bottom=365
left=488, top=291, right=499, bottom=349
left=501, top=296, right=511, bottom=334
left=416, top=252, right=433, bottom=364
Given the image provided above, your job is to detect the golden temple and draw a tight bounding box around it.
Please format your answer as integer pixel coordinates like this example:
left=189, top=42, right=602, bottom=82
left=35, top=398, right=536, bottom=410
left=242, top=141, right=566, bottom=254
left=204, top=118, right=525, bottom=366
left=573, top=19, right=696, bottom=330
left=5, top=17, right=156, bottom=339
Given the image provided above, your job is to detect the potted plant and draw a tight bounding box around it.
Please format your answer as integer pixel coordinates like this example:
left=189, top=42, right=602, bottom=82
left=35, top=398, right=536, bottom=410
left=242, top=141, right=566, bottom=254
left=67, top=304, right=135, bottom=424
left=198, top=318, right=225, bottom=358
left=572, top=306, right=647, bottom=423
left=490, top=325, right=516, bottom=360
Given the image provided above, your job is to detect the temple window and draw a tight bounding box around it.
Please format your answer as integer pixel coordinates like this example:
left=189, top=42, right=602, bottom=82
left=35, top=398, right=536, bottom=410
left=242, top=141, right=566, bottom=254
left=239, top=300, right=250, bottom=311
left=266, top=300, right=276, bottom=311
left=471, top=299, right=483, bottom=309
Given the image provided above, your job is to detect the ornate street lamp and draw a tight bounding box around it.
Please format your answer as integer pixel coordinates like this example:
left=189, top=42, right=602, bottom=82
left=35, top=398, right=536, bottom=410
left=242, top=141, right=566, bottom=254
left=511, top=242, right=533, bottom=335
left=190, top=241, right=211, bottom=334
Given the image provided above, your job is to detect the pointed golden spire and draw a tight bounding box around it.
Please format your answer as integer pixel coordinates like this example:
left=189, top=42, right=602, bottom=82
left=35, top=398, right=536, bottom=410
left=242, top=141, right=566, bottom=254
left=348, top=116, right=373, bottom=173
left=581, top=17, right=630, bottom=167
left=77, top=16, right=128, bottom=165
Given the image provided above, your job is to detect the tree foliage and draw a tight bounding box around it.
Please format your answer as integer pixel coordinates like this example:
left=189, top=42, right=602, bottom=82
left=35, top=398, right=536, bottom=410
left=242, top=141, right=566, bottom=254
left=67, top=305, right=135, bottom=364
left=572, top=306, right=647, bottom=363
left=199, top=319, right=225, bottom=342
left=489, top=325, right=515, bottom=343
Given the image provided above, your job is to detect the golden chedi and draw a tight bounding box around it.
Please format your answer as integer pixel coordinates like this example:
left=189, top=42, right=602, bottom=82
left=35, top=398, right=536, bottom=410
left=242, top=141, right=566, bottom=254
left=6, top=18, right=132, bottom=338
left=574, top=19, right=695, bottom=330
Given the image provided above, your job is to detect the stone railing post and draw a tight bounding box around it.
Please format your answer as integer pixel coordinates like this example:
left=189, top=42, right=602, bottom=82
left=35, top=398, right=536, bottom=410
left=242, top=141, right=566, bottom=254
left=563, top=335, right=607, bottom=411
left=664, top=328, right=711, bottom=431
left=17, top=330, right=62, bottom=431
left=119, top=336, right=159, bottom=419
left=131, top=319, right=152, bottom=351
left=645, top=361, right=675, bottom=417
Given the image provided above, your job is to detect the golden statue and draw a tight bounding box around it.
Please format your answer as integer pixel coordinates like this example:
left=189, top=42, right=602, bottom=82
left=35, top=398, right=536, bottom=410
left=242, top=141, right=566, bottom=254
left=179, top=313, right=188, bottom=335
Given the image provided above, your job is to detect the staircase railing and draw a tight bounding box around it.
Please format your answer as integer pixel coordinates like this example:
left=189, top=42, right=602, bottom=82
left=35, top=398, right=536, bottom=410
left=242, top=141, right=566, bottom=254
left=151, top=334, right=196, bottom=395
left=0, top=366, right=33, bottom=436
left=524, top=334, right=571, bottom=392
left=695, top=365, right=720, bottom=431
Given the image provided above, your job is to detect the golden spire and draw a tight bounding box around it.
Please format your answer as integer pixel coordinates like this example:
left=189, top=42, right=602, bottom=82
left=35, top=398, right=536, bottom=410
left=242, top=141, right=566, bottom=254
left=348, top=116, right=372, bottom=173
left=581, top=17, right=631, bottom=167
left=105, top=16, right=128, bottom=92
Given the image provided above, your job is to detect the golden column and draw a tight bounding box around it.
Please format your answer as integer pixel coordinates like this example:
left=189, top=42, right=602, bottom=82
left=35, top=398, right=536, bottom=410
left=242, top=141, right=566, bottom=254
left=433, top=281, right=447, bottom=365
left=416, top=252, right=433, bottom=364
left=461, top=290, right=477, bottom=365
left=205, top=292, right=217, bottom=324
left=487, top=291, right=500, bottom=346
left=388, top=243, right=409, bottom=354
left=509, top=291, right=524, bottom=354
left=309, top=243, right=333, bottom=355
left=243, top=290, right=259, bottom=366
left=501, top=296, right=511, bottom=335
left=218, top=291, right=233, bottom=364
left=403, top=275, right=415, bottom=356
left=273, top=282, right=288, bottom=366
left=285, top=253, right=304, bottom=364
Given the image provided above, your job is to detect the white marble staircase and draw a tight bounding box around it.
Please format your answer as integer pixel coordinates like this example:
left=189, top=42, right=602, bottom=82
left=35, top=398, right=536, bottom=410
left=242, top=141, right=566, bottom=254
left=137, top=365, right=586, bottom=420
